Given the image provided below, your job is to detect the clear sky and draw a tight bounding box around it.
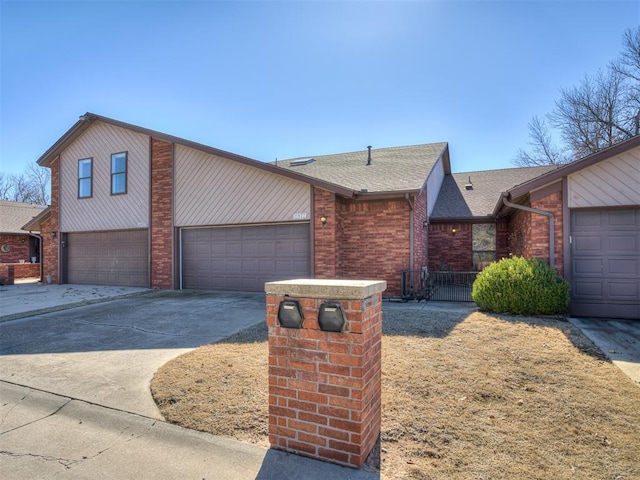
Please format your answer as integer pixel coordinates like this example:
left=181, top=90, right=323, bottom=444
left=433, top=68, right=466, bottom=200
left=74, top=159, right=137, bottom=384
left=1, top=0, right=638, bottom=177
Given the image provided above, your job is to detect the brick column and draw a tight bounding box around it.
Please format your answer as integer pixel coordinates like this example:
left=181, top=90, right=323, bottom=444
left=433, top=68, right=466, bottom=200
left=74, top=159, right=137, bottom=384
left=150, top=138, right=174, bottom=289
left=265, top=279, right=386, bottom=469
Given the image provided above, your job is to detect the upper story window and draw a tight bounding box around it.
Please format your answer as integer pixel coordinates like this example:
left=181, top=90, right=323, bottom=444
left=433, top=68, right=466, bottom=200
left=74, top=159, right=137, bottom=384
left=472, top=223, right=496, bottom=270
left=111, top=152, right=127, bottom=195
left=78, top=158, right=93, bottom=198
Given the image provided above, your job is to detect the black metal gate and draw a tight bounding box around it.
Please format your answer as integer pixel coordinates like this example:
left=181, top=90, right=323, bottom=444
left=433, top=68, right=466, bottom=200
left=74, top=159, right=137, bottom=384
left=401, top=270, right=477, bottom=302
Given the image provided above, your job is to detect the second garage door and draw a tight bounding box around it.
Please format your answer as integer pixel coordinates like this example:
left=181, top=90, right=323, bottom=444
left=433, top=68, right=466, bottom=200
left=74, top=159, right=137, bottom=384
left=66, top=230, right=149, bottom=287
left=181, top=223, right=310, bottom=291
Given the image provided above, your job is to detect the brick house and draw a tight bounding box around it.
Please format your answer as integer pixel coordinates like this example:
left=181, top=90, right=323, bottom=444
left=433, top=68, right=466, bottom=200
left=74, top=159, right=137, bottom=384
left=31, top=113, right=450, bottom=297
left=429, top=136, right=640, bottom=319
left=0, top=201, right=46, bottom=284
left=29, top=113, right=639, bottom=317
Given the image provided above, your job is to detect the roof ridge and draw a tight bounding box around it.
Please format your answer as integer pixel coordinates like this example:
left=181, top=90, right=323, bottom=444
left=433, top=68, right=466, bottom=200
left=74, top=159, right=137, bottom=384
left=452, top=165, right=557, bottom=175
left=282, top=142, right=448, bottom=162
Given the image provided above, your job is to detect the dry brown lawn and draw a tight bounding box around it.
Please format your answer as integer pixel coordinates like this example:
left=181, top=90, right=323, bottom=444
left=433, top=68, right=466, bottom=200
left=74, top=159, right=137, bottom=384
left=151, top=308, right=640, bottom=480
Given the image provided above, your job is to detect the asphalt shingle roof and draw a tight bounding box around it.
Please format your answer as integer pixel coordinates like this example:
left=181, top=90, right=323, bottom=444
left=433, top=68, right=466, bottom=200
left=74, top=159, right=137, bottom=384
left=431, top=165, right=558, bottom=219
left=275, top=143, right=448, bottom=193
left=0, top=201, right=47, bottom=234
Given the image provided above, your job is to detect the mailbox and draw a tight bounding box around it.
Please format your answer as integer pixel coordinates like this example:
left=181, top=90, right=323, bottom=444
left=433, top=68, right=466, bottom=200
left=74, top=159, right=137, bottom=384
left=278, top=299, right=304, bottom=328
left=318, top=302, right=346, bottom=332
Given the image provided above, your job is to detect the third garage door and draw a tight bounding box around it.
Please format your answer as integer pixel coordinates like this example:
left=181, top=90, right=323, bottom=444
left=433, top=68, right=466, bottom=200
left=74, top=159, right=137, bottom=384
left=571, top=208, right=639, bottom=319
left=181, top=223, right=310, bottom=292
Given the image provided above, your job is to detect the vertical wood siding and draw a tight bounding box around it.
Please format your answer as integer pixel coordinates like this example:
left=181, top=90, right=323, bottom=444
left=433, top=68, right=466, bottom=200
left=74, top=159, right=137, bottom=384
left=59, top=122, right=150, bottom=231
left=174, top=145, right=310, bottom=226
left=426, top=157, right=444, bottom=217
left=568, top=147, right=640, bottom=208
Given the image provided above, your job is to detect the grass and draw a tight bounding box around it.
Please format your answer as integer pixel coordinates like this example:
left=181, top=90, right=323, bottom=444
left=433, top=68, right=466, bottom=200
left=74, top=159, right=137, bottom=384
left=151, top=308, right=640, bottom=480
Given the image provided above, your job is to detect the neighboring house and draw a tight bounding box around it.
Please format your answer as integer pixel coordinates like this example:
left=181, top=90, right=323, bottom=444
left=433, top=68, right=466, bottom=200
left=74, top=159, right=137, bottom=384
left=0, top=201, right=46, bottom=284
left=30, top=113, right=639, bottom=318
left=430, top=136, right=640, bottom=319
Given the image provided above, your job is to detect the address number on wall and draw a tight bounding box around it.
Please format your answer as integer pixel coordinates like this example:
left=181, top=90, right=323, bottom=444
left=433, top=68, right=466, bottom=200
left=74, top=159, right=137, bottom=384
left=292, top=213, right=308, bottom=220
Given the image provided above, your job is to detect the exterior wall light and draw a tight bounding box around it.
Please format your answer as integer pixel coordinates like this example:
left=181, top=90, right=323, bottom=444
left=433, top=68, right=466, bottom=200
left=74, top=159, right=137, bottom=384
left=320, top=216, right=327, bottom=227
left=452, top=228, right=456, bottom=235
left=51, top=231, right=57, bottom=239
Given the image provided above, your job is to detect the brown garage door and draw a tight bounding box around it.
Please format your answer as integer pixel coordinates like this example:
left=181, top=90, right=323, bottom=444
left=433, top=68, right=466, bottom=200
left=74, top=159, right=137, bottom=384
left=181, top=223, right=310, bottom=292
left=66, top=230, right=149, bottom=287
left=571, top=209, right=639, bottom=319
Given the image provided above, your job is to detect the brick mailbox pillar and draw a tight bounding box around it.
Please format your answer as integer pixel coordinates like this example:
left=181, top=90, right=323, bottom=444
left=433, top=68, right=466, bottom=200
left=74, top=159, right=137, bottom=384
left=264, top=279, right=386, bottom=468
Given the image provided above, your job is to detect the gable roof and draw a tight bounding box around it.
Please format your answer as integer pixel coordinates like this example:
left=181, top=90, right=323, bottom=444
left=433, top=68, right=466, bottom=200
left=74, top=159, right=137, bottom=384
left=430, top=165, right=557, bottom=221
left=505, top=134, right=640, bottom=200
left=37, top=113, right=355, bottom=198
left=275, top=143, right=449, bottom=194
left=0, top=201, right=48, bottom=234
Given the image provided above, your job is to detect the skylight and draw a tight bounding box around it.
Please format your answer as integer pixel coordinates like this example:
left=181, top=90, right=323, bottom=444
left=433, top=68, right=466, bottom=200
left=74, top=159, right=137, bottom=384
left=290, top=157, right=315, bottom=166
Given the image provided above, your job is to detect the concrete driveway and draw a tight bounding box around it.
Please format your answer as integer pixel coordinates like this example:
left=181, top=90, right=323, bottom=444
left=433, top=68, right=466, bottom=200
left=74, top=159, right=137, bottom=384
left=0, top=286, right=377, bottom=480
left=0, top=289, right=267, bottom=418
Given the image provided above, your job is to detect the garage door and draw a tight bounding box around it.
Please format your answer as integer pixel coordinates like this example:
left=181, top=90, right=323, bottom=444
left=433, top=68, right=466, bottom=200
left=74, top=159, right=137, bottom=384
left=181, top=223, right=310, bottom=292
left=66, top=230, right=149, bottom=287
left=571, top=209, right=639, bottom=319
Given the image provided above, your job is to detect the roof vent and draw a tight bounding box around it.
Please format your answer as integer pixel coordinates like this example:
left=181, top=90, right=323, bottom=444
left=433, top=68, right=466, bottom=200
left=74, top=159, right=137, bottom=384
left=465, top=176, right=473, bottom=190
left=290, top=157, right=315, bottom=167
left=366, top=146, right=372, bottom=166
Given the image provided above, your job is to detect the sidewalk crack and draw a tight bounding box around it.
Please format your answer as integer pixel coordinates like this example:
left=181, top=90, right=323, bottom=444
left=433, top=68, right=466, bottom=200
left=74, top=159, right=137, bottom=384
left=0, top=399, right=71, bottom=436
left=0, top=450, right=78, bottom=469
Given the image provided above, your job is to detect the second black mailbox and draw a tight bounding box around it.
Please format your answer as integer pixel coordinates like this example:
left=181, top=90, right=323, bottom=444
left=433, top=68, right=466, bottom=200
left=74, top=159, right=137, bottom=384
left=318, top=302, right=346, bottom=332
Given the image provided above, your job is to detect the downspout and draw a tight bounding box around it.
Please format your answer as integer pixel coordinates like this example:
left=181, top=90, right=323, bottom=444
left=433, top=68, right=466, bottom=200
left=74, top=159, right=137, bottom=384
left=501, top=193, right=555, bottom=267
left=405, top=194, right=414, bottom=270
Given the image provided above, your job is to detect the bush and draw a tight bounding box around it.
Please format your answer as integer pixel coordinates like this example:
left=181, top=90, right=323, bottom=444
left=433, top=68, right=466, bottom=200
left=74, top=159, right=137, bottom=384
left=471, top=256, right=569, bottom=315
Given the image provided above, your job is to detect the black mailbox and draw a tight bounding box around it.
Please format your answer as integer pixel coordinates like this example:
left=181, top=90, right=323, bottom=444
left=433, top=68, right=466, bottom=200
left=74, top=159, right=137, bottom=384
left=278, top=299, right=304, bottom=328
left=318, top=302, right=346, bottom=332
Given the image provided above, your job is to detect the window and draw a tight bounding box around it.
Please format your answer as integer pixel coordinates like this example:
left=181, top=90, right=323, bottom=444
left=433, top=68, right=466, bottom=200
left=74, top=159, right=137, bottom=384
left=111, top=152, right=127, bottom=195
left=472, top=224, right=496, bottom=270
left=78, top=158, right=93, bottom=198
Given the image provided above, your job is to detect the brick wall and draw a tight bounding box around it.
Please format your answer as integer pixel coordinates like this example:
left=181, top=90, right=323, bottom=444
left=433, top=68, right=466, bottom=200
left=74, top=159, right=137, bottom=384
left=530, top=191, right=564, bottom=275
left=337, top=198, right=410, bottom=296
left=43, top=158, right=60, bottom=284
left=150, top=138, right=174, bottom=289
left=428, top=223, right=473, bottom=271
left=265, top=280, right=384, bottom=468
left=412, top=189, right=428, bottom=270
left=0, top=235, right=30, bottom=264
left=313, top=188, right=414, bottom=296
left=314, top=188, right=339, bottom=279
left=507, top=193, right=564, bottom=275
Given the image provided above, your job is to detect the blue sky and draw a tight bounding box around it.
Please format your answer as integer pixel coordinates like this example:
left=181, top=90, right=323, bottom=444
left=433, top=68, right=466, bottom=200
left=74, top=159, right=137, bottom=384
left=1, top=1, right=638, bottom=177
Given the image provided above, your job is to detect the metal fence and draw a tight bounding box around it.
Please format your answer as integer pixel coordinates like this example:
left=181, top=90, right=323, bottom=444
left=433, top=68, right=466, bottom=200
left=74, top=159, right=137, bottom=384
left=401, top=270, right=478, bottom=302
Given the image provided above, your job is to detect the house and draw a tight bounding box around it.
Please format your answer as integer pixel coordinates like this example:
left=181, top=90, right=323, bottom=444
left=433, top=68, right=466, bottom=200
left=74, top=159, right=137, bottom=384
left=29, top=113, right=639, bottom=318
left=0, top=201, right=46, bottom=284
left=429, top=136, right=640, bottom=319
left=31, top=113, right=449, bottom=297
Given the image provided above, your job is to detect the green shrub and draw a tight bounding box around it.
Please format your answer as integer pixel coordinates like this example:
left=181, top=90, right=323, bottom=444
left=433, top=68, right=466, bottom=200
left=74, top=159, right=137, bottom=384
left=471, top=256, right=569, bottom=315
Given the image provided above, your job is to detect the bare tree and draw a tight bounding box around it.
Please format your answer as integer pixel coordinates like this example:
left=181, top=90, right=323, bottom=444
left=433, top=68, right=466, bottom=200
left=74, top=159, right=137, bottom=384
left=25, top=163, right=51, bottom=204
left=513, top=116, right=568, bottom=166
left=514, top=26, right=640, bottom=167
left=0, top=164, right=50, bottom=204
left=0, top=172, right=12, bottom=200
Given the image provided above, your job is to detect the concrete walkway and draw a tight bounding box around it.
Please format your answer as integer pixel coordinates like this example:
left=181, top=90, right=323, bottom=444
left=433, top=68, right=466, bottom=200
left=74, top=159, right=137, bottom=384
left=569, top=317, right=640, bottom=386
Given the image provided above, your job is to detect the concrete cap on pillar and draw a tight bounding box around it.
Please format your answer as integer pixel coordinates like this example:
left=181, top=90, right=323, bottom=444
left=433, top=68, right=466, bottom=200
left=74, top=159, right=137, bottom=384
left=265, top=279, right=387, bottom=299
